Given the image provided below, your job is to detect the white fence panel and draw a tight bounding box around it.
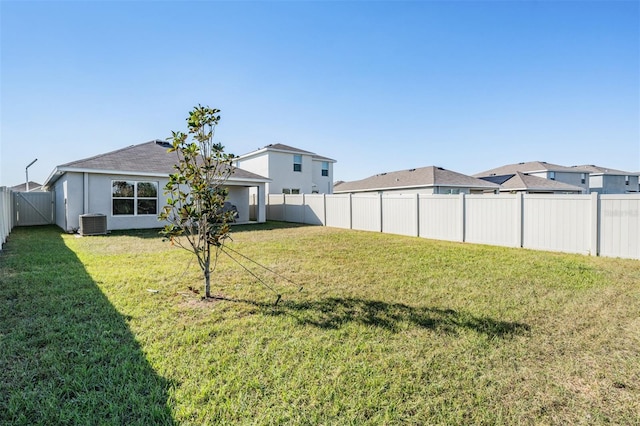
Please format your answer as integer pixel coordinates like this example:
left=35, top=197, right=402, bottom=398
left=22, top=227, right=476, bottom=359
left=0, top=187, right=13, bottom=250
left=418, top=195, right=462, bottom=241
left=304, top=194, right=326, bottom=225
left=382, top=194, right=418, bottom=236
left=465, top=195, right=519, bottom=247
left=325, top=194, right=351, bottom=229
left=351, top=194, right=381, bottom=232
left=283, top=194, right=304, bottom=223
left=523, top=195, right=592, bottom=255
left=599, top=195, right=640, bottom=259
left=266, top=192, right=639, bottom=260
left=267, top=194, right=285, bottom=221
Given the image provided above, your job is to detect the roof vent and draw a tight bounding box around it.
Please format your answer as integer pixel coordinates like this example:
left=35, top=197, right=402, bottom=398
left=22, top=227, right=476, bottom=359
left=408, top=168, right=416, bottom=172
left=155, top=140, right=172, bottom=148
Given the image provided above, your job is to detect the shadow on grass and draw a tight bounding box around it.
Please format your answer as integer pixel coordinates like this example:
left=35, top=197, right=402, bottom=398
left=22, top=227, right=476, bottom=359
left=238, top=296, right=530, bottom=338
left=103, top=221, right=310, bottom=239
left=0, top=226, right=174, bottom=425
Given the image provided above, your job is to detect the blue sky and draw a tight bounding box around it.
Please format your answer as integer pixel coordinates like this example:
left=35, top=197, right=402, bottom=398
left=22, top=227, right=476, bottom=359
left=1, top=0, right=638, bottom=187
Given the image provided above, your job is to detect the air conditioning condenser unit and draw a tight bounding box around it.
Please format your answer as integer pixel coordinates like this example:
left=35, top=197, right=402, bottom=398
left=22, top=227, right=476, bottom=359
left=79, top=214, right=107, bottom=236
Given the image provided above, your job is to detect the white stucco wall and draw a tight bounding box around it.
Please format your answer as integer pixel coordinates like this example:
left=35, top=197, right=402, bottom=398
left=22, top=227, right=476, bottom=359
left=53, top=172, right=85, bottom=231
left=312, top=160, right=334, bottom=194
left=55, top=171, right=265, bottom=231
left=263, top=151, right=313, bottom=194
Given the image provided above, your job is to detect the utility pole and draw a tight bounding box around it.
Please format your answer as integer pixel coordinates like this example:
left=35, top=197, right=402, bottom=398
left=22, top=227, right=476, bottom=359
left=25, top=158, right=37, bottom=192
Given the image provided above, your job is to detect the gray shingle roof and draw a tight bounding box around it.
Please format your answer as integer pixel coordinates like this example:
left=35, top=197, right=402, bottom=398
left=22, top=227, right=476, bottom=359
left=483, top=172, right=584, bottom=192
left=55, top=140, right=268, bottom=181
left=237, top=143, right=336, bottom=162
left=571, top=165, right=638, bottom=176
left=264, top=143, right=315, bottom=155
left=10, top=181, right=43, bottom=192
left=474, top=161, right=591, bottom=177
left=334, top=166, right=500, bottom=193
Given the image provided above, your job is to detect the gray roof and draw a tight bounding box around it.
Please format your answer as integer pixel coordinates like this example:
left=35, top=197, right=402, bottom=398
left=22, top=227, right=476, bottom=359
left=237, top=143, right=336, bottom=162
left=334, top=166, right=500, bottom=193
left=10, top=181, right=43, bottom=192
left=263, top=143, right=315, bottom=155
left=482, top=172, right=584, bottom=193
left=46, top=140, right=269, bottom=186
left=571, top=165, right=639, bottom=176
left=474, top=161, right=591, bottom=177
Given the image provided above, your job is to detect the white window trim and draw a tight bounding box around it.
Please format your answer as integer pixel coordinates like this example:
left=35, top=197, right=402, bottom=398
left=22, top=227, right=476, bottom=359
left=112, top=180, right=158, bottom=216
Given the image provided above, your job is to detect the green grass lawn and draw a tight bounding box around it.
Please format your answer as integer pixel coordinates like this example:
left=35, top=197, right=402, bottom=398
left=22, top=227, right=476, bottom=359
left=1, top=224, right=639, bottom=425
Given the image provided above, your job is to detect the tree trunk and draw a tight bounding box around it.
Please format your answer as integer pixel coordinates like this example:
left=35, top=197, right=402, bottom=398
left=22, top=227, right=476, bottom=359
left=203, top=247, right=211, bottom=298
left=204, top=268, right=211, bottom=298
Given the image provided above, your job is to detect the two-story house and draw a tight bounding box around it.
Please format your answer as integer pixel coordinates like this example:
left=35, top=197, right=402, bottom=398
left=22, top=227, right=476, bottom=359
left=473, top=161, right=591, bottom=193
left=235, top=144, right=336, bottom=194
left=571, top=165, right=639, bottom=194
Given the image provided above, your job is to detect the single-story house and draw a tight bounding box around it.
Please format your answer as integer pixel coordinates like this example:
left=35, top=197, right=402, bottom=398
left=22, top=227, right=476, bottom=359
left=235, top=143, right=336, bottom=195
left=474, top=161, right=590, bottom=193
left=333, top=166, right=500, bottom=195
left=479, top=172, right=584, bottom=194
left=571, top=165, right=639, bottom=194
left=42, top=140, right=270, bottom=232
left=10, top=181, right=43, bottom=192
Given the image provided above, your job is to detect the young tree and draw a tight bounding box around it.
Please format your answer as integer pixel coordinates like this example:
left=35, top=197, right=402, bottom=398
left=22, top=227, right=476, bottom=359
left=159, top=105, right=236, bottom=298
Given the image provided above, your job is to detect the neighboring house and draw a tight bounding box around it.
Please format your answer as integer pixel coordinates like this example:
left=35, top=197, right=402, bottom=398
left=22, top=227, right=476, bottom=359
left=234, top=143, right=336, bottom=194
left=571, top=165, right=639, bottom=194
left=474, top=161, right=590, bottom=193
left=42, top=140, right=270, bottom=232
left=333, top=166, right=500, bottom=195
left=10, top=181, right=43, bottom=192
left=479, top=172, right=584, bottom=194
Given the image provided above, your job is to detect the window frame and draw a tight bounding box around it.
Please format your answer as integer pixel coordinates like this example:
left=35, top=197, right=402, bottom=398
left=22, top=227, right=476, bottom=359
left=293, top=154, right=302, bottom=172
left=321, top=161, right=329, bottom=177
left=112, top=180, right=158, bottom=216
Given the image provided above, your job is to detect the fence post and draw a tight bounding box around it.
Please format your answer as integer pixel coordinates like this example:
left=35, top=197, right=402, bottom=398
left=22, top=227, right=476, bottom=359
left=515, top=193, right=523, bottom=248
left=459, top=193, right=466, bottom=242
left=283, top=193, right=287, bottom=222
left=349, top=193, right=353, bottom=229
left=302, top=193, right=306, bottom=224
left=415, top=193, right=420, bottom=237
left=591, top=192, right=600, bottom=256
left=322, top=193, right=327, bottom=226
left=379, top=192, right=383, bottom=232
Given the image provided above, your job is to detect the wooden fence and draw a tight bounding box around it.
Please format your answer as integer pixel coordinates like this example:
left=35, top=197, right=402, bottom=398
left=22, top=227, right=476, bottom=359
left=267, top=193, right=640, bottom=260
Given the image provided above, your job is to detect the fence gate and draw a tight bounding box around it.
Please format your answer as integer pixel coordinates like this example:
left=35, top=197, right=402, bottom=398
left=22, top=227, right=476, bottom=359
left=13, top=191, right=55, bottom=226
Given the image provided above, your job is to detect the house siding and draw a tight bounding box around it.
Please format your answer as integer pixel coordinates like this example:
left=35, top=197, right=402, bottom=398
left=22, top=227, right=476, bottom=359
left=53, top=172, right=255, bottom=231
left=266, top=151, right=314, bottom=194
left=312, top=160, right=334, bottom=194
left=590, top=175, right=639, bottom=194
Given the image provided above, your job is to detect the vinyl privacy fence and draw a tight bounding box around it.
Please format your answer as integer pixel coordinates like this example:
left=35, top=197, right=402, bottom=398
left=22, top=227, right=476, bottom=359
left=0, top=187, right=13, bottom=251
left=267, top=193, right=640, bottom=260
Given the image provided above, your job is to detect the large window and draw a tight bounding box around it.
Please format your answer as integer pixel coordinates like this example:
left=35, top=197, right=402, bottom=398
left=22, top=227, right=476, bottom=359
left=112, top=180, right=158, bottom=215
left=321, top=161, right=329, bottom=177
left=293, top=154, right=302, bottom=172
